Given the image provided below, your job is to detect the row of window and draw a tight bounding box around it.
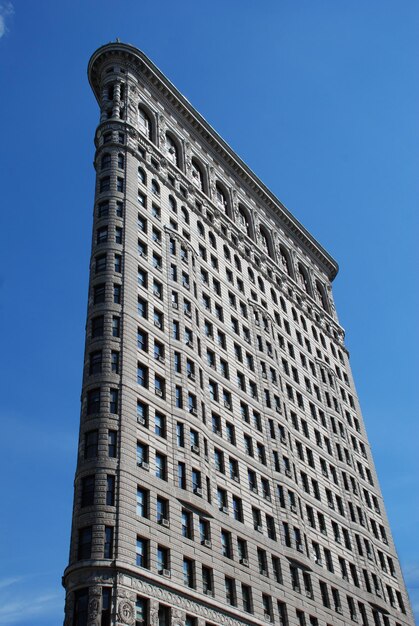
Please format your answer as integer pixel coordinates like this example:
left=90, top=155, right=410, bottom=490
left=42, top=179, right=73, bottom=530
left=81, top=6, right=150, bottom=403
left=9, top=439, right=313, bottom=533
left=126, top=106, right=332, bottom=313
left=76, top=516, right=406, bottom=619
left=71, top=585, right=405, bottom=626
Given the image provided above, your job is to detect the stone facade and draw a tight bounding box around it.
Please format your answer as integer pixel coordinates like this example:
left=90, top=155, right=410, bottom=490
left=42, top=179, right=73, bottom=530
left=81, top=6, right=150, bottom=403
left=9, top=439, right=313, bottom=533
left=62, top=42, right=414, bottom=626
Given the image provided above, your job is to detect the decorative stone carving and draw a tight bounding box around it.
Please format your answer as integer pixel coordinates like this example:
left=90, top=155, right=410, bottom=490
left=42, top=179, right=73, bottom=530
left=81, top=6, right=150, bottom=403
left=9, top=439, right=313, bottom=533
left=184, top=142, right=192, bottom=172
left=64, top=592, right=74, bottom=626
left=126, top=576, right=250, bottom=626
left=172, top=607, right=186, bottom=626
left=149, top=599, right=159, bottom=626
left=158, top=114, right=166, bottom=146
left=118, top=599, right=135, bottom=625
left=88, top=597, right=100, bottom=622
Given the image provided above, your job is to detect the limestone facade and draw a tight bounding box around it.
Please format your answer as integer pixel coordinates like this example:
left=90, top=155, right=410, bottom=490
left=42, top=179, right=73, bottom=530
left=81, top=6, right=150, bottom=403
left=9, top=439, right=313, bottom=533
left=62, top=42, right=414, bottom=626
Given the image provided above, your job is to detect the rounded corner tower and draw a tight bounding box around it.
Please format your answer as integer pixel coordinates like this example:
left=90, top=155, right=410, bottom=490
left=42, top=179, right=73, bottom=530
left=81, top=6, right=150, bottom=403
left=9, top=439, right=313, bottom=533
left=62, top=42, right=414, bottom=626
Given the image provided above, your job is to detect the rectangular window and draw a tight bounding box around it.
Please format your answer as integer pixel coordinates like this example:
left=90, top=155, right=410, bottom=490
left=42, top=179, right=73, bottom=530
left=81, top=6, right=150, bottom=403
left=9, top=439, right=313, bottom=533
left=104, top=526, right=113, bottom=559
left=102, top=473, right=114, bottom=507
left=136, top=537, right=149, bottom=568
left=81, top=475, right=95, bottom=507
left=183, top=558, right=195, bottom=588
left=78, top=527, right=92, bottom=560
left=84, top=430, right=98, bottom=459
left=108, top=430, right=117, bottom=457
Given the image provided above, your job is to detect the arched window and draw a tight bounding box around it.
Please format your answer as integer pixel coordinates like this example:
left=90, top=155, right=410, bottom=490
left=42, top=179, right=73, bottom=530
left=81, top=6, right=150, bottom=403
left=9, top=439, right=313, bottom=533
left=166, top=134, right=180, bottom=168
left=297, top=263, right=310, bottom=294
left=138, top=106, right=152, bottom=140
left=209, top=232, right=217, bottom=249
left=315, top=280, right=329, bottom=312
left=101, top=153, right=111, bottom=170
left=238, top=205, right=252, bottom=238
left=169, top=196, right=177, bottom=213
left=197, top=221, right=205, bottom=238
left=151, top=180, right=160, bottom=196
left=215, top=183, right=229, bottom=215
left=279, top=245, right=292, bottom=276
left=181, top=206, right=189, bottom=224
left=138, top=167, right=146, bottom=185
left=259, top=226, right=274, bottom=259
left=223, top=245, right=231, bottom=261
left=191, top=158, right=205, bottom=192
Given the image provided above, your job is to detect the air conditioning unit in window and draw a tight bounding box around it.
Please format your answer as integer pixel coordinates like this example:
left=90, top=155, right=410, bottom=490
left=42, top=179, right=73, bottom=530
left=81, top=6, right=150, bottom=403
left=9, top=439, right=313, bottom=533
left=305, top=590, right=313, bottom=598
left=186, top=340, right=193, bottom=347
left=154, top=320, right=162, bottom=328
left=240, top=558, right=249, bottom=567
left=280, top=435, right=287, bottom=444
left=256, top=525, right=263, bottom=533
left=203, top=539, right=212, bottom=548
left=221, top=506, right=229, bottom=514
left=336, top=607, right=343, bottom=615
left=191, top=445, right=200, bottom=454
left=264, top=495, right=271, bottom=502
left=261, top=372, right=267, bottom=379
left=296, top=543, right=304, bottom=553
left=155, top=389, right=163, bottom=397
left=172, top=302, right=178, bottom=309
left=194, top=487, right=202, bottom=496
left=214, top=429, right=221, bottom=436
left=160, top=518, right=170, bottom=528
left=187, top=372, right=196, bottom=381
left=290, top=504, right=297, bottom=513
left=232, top=476, right=240, bottom=483
left=351, top=614, right=358, bottom=623
left=261, top=569, right=268, bottom=577
left=185, top=309, right=192, bottom=317
left=137, top=461, right=149, bottom=471
left=162, top=569, right=171, bottom=578
left=251, top=487, right=258, bottom=494
left=156, top=355, right=165, bottom=363
left=137, top=417, right=146, bottom=426
left=138, top=250, right=146, bottom=257
left=190, top=407, right=198, bottom=416
left=224, top=401, right=232, bottom=409
left=264, top=613, right=272, bottom=622
left=285, top=469, right=292, bottom=478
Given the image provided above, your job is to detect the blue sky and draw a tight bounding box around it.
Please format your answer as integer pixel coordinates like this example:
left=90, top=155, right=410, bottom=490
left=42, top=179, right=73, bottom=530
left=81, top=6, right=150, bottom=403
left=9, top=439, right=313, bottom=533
left=0, top=1, right=418, bottom=624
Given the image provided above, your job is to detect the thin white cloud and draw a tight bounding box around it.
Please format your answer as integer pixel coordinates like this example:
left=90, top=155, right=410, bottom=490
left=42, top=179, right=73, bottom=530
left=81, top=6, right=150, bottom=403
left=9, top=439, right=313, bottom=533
left=0, top=576, right=63, bottom=625
left=0, top=2, right=14, bottom=39
left=0, top=577, right=23, bottom=590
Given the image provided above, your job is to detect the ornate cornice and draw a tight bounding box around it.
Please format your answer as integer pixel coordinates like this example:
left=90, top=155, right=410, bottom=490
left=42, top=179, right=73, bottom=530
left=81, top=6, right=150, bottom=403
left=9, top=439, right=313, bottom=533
left=88, top=43, right=339, bottom=281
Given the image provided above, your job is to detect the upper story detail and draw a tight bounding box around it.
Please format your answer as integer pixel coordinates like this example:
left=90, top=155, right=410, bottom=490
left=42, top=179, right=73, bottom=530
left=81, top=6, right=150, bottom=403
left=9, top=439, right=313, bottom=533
left=88, top=43, right=342, bottom=339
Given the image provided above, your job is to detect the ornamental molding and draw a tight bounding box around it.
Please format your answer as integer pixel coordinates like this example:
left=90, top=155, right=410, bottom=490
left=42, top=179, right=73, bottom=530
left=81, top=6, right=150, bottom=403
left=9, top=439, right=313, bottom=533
left=89, top=45, right=339, bottom=281
left=118, top=574, right=256, bottom=626
left=118, top=599, right=135, bottom=624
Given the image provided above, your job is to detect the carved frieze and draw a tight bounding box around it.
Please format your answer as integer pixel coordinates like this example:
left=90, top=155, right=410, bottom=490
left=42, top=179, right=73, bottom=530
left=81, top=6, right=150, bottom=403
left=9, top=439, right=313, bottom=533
left=118, top=599, right=135, bottom=625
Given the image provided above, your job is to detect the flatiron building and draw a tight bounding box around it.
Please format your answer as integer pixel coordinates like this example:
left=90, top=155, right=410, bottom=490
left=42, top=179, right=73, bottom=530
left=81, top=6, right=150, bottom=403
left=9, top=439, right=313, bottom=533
left=62, top=42, right=414, bottom=626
